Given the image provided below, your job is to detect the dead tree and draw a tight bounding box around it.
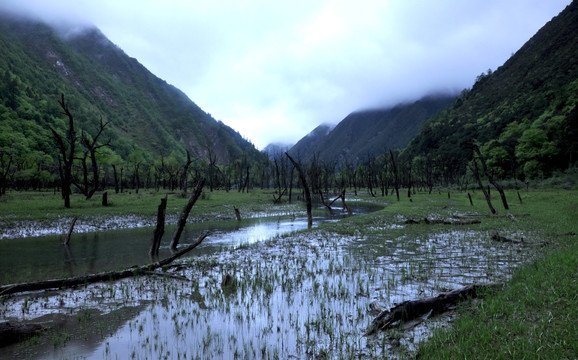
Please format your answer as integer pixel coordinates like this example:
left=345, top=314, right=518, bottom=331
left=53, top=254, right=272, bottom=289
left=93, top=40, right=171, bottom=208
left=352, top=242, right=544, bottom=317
left=49, top=94, right=76, bottom=208
left=112, top=164, right=120, bottom=193
left=329, top=188, right=352, bottom=215
left=150, top=196, right=168, bottom=257
left=389, top=150, right=400, bottom=201
left=170, top=179, right=205, bottom=251
left=75, top=116, right=111, bottom=199
left=469, top=158, right=496, bottom=214
left=181, top=150, right=193, bottom=196
left=63, top=216, right=78, bottom=245
left=319, top=190, right=334, bottom=215
left=286, top=152, right=312, bottom=228
left=472, top=141, right=509, bottom=210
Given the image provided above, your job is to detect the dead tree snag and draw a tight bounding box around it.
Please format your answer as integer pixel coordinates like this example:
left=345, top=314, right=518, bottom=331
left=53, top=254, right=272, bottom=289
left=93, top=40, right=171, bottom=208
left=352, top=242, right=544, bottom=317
left=170, top=179, right=205, bottom=251
left=286, top=152, right=312, bottom=227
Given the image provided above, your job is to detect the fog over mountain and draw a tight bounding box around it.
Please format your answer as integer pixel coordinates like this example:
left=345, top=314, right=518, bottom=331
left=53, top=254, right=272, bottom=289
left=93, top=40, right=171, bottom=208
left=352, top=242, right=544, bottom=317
left=0, top=0, right=571, bottom=148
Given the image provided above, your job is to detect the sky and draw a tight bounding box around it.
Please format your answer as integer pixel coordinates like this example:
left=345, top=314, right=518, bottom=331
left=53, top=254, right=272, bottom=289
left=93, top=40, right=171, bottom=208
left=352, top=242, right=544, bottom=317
left=0, top=0, right=572, bottom=149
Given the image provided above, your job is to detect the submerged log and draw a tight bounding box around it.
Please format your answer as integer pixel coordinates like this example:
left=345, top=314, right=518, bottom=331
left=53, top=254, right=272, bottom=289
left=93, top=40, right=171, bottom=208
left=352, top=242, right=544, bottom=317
left=366, top=283, right=501, bottom=335
left=0, top=322, right=46, bottom=347
left=0, top=232, right=209, bottom=296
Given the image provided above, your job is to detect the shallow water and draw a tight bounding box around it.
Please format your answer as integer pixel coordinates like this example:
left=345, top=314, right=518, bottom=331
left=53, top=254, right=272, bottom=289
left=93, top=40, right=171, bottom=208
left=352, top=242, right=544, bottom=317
left=0, top=204, right=531, bottom=359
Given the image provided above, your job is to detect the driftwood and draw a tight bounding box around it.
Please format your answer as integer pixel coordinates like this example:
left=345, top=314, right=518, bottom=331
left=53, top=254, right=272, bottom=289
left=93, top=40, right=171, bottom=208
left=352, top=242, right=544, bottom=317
left=458, top=213, right=530, bottom=219
left=404, top=217, right=481, bottom=225
left=0, top=232, right=209, bottom=296
left=366, top=283, right=501, bottom=335
left=0, top=322, right=46, bottom=347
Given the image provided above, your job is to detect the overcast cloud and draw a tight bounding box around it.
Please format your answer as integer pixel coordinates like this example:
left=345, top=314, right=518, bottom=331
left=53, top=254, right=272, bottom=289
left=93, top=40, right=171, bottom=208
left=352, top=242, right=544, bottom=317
left=1, top=0, right=571, bottom=149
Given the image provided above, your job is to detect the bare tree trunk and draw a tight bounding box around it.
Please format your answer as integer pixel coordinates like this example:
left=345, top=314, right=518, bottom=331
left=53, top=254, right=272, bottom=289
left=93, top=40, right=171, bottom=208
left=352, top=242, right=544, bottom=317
left=181, top=150, right=193, bottom=196
left=112, top=164, right=119, bottom=193
left=319, top=190, right=334, bottom=215
left=63, top=216, right=78, bottom=245
left=472, top=141, right=509, bottom=210
left=389, top=150, right=400, bottom=201
left=286, top=153, right=312, bottom=228
left=469, top=159, right=496, bottom=214
left=49, top=94, right=76, bottom=208
left=170, top=179, right=205, bottom=251
left=150, top=196, right=167, bottom=257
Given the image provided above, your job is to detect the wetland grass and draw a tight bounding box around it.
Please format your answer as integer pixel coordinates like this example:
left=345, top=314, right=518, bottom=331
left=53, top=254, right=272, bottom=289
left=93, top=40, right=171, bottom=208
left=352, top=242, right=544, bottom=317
left=1, top=188, right=575, bottom=359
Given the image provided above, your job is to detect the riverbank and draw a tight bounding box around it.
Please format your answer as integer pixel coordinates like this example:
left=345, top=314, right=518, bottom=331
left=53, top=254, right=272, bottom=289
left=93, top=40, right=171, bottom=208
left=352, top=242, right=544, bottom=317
left=414, top=189, right=577, bottom=359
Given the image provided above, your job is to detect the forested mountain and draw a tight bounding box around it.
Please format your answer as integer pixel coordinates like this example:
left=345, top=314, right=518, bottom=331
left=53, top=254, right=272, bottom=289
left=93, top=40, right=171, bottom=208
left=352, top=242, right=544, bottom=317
left=288, top=95, right=455, bottom=167
left=0, top=11, right=266, bottom=191
left=287, top=123, right=334, bottom=160
left=403, top=1, right=578, bottom=181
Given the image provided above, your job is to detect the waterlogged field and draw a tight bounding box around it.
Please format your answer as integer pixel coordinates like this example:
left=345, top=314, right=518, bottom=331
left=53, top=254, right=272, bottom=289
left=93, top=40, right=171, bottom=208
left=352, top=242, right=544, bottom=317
left=0, top=189, right=564, bottom=359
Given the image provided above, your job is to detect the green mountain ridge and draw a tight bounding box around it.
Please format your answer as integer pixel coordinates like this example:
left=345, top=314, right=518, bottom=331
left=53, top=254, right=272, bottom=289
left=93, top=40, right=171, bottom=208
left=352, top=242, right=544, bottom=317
left=403, top=1, right=578, bottom=180
left=0, top=12, right=265, bottom=189
left=288, top=95, right=455, bottom=167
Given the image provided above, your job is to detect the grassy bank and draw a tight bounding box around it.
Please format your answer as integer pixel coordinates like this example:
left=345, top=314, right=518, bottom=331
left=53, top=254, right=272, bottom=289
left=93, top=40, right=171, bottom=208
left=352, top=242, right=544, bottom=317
left=400, top=189, right=577, bottom=359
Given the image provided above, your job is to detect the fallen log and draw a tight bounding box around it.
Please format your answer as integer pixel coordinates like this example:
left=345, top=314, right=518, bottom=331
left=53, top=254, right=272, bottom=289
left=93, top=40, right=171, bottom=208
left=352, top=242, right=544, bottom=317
left=0, top=322, right=46, bottom=347
left=404, top=217, right=481, bottom=225
left=0, top=232, right=209, bottom=296
left=491, top=230, right=547, bottom=247
left=366, top=283, right=501, bottom=335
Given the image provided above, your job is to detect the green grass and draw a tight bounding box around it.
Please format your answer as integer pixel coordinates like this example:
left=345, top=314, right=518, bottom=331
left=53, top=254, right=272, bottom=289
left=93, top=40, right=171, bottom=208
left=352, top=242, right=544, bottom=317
left=413, top=189, right=578, bottom=359
left=0, top=188, right=296, bottom=224
left=323, top=188, right=577, bottom=358
left=417, top=239, right=577, bottom=359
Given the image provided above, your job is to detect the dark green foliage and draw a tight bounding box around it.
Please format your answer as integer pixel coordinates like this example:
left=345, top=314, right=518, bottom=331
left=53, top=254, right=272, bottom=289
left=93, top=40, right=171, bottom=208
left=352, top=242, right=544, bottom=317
left=404, top=2, right=578, bottom=181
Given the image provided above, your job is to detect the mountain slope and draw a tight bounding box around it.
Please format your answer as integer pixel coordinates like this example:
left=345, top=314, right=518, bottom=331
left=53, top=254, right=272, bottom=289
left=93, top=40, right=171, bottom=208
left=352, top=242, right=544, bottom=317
left=289, top=95, right=455, bottom=166
left=404, top=2, right=578, bottom=180
left=0, top=12, right=265, bottom=170
left=287, top=123, right=334, bottom=160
